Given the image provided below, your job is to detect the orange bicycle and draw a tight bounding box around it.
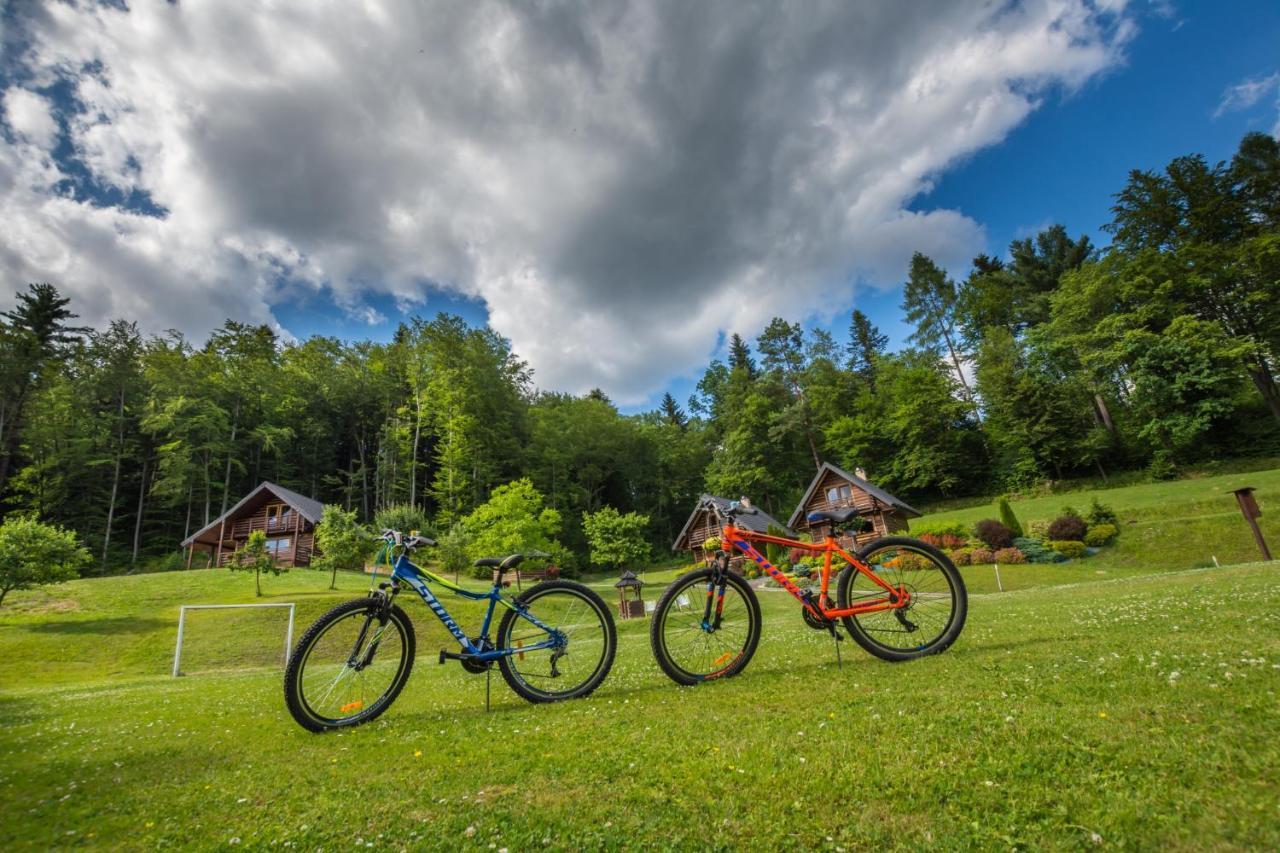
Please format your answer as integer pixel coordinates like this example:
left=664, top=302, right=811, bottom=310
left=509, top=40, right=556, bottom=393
left=649, top=498, right=967, bottom=684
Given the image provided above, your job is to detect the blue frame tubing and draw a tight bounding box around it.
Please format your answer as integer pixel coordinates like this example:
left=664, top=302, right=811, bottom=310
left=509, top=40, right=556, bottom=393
left=376, top=543, right=563, bottom=662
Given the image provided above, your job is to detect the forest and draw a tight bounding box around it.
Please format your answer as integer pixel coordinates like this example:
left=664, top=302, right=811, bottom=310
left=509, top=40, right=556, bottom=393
left=1, top=132, right=1277, bottom=574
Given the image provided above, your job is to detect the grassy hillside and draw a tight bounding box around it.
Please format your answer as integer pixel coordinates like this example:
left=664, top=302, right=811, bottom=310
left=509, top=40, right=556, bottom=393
left=916, top=467, right=1280, bottom=572
left=1, top=558, right=1278, bottom=848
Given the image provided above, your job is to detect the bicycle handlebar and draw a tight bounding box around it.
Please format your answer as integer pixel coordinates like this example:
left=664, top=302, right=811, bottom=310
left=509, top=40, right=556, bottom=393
left=380, top=528, right=437, bottom=549
left=701, top=497, right=759, bottom=522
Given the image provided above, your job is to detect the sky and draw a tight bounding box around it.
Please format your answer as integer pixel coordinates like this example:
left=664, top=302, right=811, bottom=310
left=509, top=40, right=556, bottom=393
left=1, top=1, right=1278, bottom=414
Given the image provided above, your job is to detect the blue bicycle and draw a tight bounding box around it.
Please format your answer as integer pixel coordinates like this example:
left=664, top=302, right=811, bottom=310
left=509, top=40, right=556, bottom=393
left=284, top=530, right=617, bottom=732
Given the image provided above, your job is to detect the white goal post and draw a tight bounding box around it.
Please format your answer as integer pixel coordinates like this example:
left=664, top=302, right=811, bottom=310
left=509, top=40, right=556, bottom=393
left=172, top=603, right=296, bottom=677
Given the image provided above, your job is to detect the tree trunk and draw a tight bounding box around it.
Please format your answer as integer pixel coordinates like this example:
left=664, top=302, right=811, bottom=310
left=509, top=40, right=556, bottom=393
left=1246, top=359, right=1280, bottom=425
left=203, top=453, right=212, bottom=528
left=1092, top=393, right=1117, bottom=438
left=132, top=455, right=149, bottom=566
left=183, top=482, right=194, bottom=542
left=358, top=433, right=369, bottom=520
left=941, top=329, right=981, bottom=422
left=1095, top=458, right=1109, bottom=483
left=255, top=567, right=261, bottom=597
left=410, top=396, right=422, bottom=507
left=102, top=388, right=126, bottom=571
left=220, top=401, right=240, bottom=516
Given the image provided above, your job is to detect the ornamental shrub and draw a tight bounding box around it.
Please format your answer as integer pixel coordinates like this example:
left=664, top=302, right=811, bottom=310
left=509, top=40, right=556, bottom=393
left=947, top=549, right=971, bottom=566
left=918, top=533, right=944, bottom=548
left=996, top=497, right=1024, bottom=538
left=974, top=519, right=1014, bottom=549
left=1013, top=537, right=1066, bottom=563
left=910, top=520, right=971, bottom=539
left=1086, top=498, right=1118, bottom=527
left=1083, top=523, right=1118, bottom=547
left=939, top=533, right=967, bottom=550
left=1026, top=519, right=1051, bottom=541
left=969, top=548, right=995, bottom=565
left=1047, top=514, right=1086, bottom=542
left=993, top=547, right=1027, bottom=564
left=1050, top=540, right=1087, bottom=559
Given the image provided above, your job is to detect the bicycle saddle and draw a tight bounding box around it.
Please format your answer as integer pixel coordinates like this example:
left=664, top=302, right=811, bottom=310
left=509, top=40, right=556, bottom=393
left=806, top=507, right=862, bottom=525
left=473, top=554, right=525, bottom=571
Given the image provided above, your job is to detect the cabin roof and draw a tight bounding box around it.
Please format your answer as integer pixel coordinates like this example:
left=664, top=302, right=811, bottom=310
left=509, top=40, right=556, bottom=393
left=671, top=494, right=791, bottom=552
left=786, top=462, right=921, bottom=529
left=181, top=481, right=325, bottom=547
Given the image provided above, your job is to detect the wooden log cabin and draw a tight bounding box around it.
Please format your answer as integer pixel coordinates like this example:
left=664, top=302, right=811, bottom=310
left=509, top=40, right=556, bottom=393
left=787, top=462, right=921, bottom=548
left=181, top=481, right=324, bottom=568
left=672, top=494, right=792, bottom=570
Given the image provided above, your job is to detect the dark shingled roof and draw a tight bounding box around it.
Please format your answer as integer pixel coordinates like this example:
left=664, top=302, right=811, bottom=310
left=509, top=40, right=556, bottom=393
left=181, top=481, right=325, bottom=547
left=787, top=462, right=921, bottom=530
left=671, top=494, right=791, bottom=552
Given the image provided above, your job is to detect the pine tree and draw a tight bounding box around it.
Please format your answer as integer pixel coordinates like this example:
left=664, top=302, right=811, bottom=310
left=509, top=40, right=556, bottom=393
left=902, top=253, right=979, bottom=417
left=846, top=310, right=888, bottom=390
left=728, top=333, right=756, bottom=378
left=659, top=392, right=687, bottom=429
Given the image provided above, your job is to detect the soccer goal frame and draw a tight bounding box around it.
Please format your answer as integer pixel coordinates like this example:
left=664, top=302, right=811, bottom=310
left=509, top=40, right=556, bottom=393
left=172, top=603, right=296, bottom=677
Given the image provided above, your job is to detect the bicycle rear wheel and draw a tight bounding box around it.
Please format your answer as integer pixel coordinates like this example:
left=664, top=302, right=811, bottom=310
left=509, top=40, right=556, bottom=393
left=496, top=580, right=617, bottom=703
left=836, top=537, right=966, bottom=662
left=284, top=598, right=415, bottom=732
left=650, top=567, right=761, bottom=686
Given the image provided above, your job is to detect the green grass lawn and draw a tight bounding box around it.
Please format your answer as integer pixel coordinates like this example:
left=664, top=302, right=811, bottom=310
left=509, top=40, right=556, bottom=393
left=2, top=556, right=1279, bottom=849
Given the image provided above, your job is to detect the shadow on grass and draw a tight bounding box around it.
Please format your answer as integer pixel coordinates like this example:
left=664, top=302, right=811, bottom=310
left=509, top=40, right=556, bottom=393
left=27, top=616, right=169, bottom=635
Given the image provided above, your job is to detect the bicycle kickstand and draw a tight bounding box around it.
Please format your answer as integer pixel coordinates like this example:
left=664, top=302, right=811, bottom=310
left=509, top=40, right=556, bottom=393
left=485, top=666, right=491, bottom=712
left=828, top=625, right=844, bottom=669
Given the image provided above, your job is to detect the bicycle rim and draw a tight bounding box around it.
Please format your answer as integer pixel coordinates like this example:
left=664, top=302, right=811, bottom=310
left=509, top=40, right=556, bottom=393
left=500, top=587, right=611, bottom=699
left=656, top=573, right=757, bottom=681
left=295, top=608, right=409, bottom=725
left=843, top=543, right=961, bottom=654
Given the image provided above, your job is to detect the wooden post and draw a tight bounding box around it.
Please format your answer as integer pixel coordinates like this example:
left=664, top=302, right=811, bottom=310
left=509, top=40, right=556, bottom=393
left=1232, top=487, right=1272, bottom=561
left=185, top=544, right=194, bottom=570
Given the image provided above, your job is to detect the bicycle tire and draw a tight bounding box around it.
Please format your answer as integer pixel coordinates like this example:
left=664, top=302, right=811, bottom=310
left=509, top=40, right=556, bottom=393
left=496, top=580, right=617, bottom=703
left=649, top=567, right=761, bottom=686
left=836, top=536, right=966, bottom=662
left=284, top=598, right=415, bottom=733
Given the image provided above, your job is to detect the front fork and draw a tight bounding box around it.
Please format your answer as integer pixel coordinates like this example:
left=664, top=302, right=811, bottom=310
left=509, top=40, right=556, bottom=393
left=701, top=555, right=731, bottom=632
left=350, top=584, right=399, bottom=670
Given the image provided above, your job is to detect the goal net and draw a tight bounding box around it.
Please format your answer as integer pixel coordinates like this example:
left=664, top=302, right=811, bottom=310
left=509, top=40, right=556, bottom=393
left=172, top=603, right=296, bottom=677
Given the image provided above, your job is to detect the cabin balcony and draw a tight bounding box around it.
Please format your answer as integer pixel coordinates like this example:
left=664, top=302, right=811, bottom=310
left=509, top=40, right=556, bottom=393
left=230, top=515, right=303, bottom=538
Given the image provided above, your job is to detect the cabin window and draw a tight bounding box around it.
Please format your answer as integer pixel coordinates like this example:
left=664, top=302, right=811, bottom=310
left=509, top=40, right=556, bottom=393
left=826, top=485, right=852, bottom=505
left=265, top=537, right=291, bottom=556
left=267, top=505, right=292, bottom=530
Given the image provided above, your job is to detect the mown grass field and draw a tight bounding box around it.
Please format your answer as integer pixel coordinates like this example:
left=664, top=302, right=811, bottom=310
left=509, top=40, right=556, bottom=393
left=1, top=471, right=1279, bottom=849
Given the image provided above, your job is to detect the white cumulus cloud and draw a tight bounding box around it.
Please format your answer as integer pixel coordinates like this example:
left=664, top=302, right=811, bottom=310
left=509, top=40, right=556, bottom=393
left=0, top=0, right=1134, bottom=403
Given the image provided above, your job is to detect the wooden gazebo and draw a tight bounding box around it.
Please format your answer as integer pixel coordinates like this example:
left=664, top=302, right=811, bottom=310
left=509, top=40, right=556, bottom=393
left=615, top=570, right=645, bottom=620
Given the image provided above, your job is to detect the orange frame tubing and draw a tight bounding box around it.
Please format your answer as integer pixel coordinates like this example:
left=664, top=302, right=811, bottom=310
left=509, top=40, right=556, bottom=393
left=720, top=523, right=909, bottom=620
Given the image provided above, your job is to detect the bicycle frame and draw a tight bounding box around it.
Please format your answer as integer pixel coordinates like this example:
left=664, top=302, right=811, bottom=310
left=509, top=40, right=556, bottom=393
left=381, top=547, right=562, bottom=662
left=718, top=522, right=909, bottom=621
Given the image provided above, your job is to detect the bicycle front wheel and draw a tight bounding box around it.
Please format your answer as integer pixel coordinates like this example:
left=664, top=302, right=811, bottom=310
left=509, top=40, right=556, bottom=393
left=496, top=580, right=617, bottom=703
left=284, top=598, right=415, bottom=732
left=836, top=537, right=966, bottom=662
left=649, top=567, right=761, bottom=686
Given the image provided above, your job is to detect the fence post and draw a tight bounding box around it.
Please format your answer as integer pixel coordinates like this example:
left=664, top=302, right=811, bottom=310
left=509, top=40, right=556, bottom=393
left=993, top=563, right=1003, bottom=593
